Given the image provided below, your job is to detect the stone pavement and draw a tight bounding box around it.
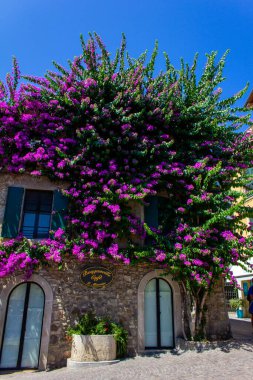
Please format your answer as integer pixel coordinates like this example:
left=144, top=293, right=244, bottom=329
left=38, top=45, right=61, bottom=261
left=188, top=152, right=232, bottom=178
left=1, top=317, right=252, bottom=380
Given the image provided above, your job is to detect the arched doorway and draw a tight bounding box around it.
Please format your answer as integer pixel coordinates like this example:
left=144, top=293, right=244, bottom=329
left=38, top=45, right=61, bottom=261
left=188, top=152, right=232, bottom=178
left=0, top=282, right=45, bottom=369
left=144, top=278, right=174, bottom=348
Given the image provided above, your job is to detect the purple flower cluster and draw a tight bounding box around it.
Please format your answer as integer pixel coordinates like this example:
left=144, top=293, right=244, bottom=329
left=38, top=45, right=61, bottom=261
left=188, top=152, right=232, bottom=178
left=0, top=35, right=252, bottom=287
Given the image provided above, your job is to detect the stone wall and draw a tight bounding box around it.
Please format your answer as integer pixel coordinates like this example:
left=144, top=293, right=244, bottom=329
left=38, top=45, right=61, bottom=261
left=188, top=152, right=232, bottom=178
left=0, top=259, right=231, bottom=369
left=35, top=261, right=170, bottom=367
left=205, top=279, right=231, bottom=340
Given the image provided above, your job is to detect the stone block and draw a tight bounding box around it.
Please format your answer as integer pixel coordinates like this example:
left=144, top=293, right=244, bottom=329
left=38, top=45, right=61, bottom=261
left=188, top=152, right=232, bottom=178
left=70, top=334, right=116, bottom=362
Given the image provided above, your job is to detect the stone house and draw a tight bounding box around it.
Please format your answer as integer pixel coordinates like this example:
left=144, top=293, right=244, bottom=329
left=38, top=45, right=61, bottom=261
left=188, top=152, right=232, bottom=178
left=0, top=173, right=230, bottom=370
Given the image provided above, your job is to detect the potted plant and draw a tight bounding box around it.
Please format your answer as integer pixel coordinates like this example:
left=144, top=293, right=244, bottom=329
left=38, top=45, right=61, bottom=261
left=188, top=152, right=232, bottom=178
left=229, top=298, right=247, bottom=318
left=67, top=312, right=128, bottom=363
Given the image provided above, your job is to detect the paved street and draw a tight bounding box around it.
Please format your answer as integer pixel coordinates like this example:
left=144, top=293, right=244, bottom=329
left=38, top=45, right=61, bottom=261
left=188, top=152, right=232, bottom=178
left=1, top=317, right=252, bottom=380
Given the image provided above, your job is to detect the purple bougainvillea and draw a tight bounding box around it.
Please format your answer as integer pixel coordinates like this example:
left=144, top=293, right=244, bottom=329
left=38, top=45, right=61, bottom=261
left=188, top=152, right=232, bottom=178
left=0, top=34, right=253, bottom=338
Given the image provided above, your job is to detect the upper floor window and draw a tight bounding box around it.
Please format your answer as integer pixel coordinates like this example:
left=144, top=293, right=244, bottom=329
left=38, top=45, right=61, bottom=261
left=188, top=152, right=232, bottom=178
left=249, top=218, right=253, bottom=232
left=144, top=195, right=171, bottom=244
left=1, top=186, right=68, bottom=239
left=21, top=190, right=53, bottom=239
left=245, top=168, right=253, bottom=191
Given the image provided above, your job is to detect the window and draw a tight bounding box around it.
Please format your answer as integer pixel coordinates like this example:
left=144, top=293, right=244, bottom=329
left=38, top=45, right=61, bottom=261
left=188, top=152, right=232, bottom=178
left=249, top=218, right=253, bottom=232
left=21, top=190, right=53, bottom=239
left=224, top=284, right=238, bottom=311
left=144, top=195, right=172, bottom=244
left=245, top=168, right=253, bottom=191
left=247, top=168, right=253, bottom=175
left=1, top=186, right=68, bottom=239
left=144, top=196, right=167, bottom=229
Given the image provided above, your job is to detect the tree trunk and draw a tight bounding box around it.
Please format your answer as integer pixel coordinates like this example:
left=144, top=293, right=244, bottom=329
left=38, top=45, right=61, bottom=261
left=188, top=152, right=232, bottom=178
left=181, top=282, right=208, bottom=340
left=191, top=289, right=208, bottom=340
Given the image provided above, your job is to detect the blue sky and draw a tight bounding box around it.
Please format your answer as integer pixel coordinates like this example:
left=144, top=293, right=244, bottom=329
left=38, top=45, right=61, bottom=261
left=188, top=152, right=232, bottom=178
left=0, top=0, right=253, bottom=105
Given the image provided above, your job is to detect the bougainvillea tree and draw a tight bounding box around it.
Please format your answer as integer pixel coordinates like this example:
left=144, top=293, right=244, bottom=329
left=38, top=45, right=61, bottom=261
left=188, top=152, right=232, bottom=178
left=0, top=33, right=253, bottom=339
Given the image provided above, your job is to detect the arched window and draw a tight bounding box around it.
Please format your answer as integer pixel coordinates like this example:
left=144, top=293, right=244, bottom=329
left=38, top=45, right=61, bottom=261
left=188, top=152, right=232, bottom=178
left=0, top=282, right=45, bottom=369
left=144, top=278, right=174, bottom=348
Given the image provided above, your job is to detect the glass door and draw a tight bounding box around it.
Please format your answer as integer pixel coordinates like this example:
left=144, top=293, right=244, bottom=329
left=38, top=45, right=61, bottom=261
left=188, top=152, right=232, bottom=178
left=0, top=283, right=45, bottom=369
left=159, top=279, right=173, bottom=347
left=144, top=278, right=157, bottom=347
left=144, top=278, right=174, bottom=348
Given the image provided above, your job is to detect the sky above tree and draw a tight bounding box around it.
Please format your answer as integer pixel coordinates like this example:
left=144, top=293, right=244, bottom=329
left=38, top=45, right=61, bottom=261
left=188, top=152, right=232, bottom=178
left=0, top=0, right=253, bottom=111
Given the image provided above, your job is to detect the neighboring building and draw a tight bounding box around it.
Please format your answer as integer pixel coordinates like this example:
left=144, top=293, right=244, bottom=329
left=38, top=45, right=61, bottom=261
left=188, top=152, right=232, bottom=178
left=231, top=191, right=253, bottom=310
left=245, top=90, right=253, bottom=108
left=0, top=174, right=230, bottom=370
left=230, top=92, right=253, bottom=308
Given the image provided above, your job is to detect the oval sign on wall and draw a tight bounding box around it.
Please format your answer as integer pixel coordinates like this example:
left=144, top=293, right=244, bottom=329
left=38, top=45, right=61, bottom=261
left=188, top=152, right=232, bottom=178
left=80, top=266, right=113, bottom=288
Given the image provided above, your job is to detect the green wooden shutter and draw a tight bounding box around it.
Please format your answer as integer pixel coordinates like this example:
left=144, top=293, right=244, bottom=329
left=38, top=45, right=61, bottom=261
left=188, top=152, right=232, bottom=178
left=51, top=190, right=68, bottom=230
left=2, top=187, right=24, bottom=238
left=157, top=196, right=168, bottom=226
left=144, top=196, right=159, bottom=228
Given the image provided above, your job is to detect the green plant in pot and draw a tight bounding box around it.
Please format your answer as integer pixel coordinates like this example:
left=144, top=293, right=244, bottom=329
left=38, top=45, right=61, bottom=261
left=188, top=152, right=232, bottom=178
left=229, top=298, right=246, bottom=318
left=67, top=312, right=128, bottom=359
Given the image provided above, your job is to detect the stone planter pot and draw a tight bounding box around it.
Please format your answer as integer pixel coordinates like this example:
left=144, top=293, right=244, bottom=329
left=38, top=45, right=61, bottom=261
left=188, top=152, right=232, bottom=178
left=70, top=334, right=116, bottom=362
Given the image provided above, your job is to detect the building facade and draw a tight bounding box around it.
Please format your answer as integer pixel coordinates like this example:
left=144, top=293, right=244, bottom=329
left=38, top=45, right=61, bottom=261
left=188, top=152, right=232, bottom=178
left=0, top=174, right=230, bottom=370
left=230, top=92, right=253, bottom=311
